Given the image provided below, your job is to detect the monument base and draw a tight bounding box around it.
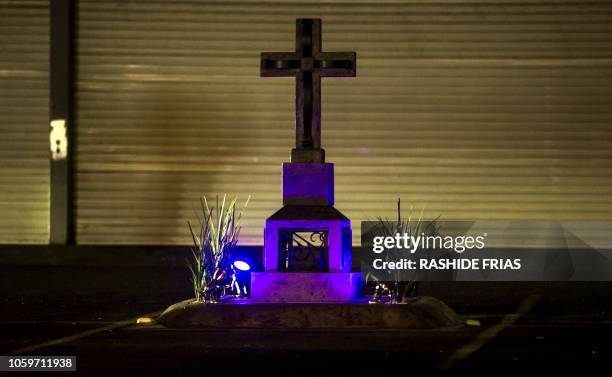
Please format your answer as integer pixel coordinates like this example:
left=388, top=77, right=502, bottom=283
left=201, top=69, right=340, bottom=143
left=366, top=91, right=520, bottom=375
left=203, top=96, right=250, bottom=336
left=157, top=297, right=463, bottom=329
left=250, top=272, right=361, bottom=302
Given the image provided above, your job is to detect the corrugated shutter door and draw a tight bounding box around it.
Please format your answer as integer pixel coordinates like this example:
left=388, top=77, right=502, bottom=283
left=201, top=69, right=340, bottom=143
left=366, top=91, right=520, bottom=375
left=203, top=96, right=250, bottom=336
left=75, top=0, right=612, bottom=245
left=0, top=0, right=49, bottom=244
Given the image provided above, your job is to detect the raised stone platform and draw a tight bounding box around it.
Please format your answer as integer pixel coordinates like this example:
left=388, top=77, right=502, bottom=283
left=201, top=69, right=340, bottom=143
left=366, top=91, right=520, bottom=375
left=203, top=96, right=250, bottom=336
left=250, top=272, right=361, bottom=302
left=157, top=297, right=462, bottom=329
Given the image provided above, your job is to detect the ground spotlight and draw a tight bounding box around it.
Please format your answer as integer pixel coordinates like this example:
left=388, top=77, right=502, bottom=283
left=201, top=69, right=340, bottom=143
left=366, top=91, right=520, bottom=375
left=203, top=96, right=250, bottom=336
left=231, top=260, right=251, bottom=296
left=233, top=260, right=251, bottom=271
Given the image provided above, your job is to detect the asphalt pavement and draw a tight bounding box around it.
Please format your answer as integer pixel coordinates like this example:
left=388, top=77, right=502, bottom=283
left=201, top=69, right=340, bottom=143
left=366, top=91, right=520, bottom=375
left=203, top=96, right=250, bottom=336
left=1, top=246, right=611, bottom=374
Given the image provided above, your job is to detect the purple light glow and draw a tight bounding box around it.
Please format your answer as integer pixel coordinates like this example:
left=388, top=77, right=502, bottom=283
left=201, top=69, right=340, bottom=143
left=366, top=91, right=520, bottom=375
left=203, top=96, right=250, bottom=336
left=250, top=272, right=361, bottom=302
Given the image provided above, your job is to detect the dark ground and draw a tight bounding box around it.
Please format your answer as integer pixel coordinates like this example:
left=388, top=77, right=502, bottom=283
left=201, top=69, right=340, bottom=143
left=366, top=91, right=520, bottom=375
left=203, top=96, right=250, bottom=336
left=1, top=246, right=611, bottom=375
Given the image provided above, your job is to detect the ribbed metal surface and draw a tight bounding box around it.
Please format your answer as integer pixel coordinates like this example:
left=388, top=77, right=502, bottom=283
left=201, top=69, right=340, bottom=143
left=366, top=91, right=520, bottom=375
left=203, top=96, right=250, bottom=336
left=0, top=0, right=49, bottom=244
left=75, top=0, right=612, bottom=245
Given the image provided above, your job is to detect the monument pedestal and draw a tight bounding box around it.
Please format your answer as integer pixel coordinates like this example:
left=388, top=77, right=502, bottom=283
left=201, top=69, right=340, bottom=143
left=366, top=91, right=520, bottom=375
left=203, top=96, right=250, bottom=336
left=262, top=205, right=352, bottom=273
left=251, top=161, right=356, bottom=302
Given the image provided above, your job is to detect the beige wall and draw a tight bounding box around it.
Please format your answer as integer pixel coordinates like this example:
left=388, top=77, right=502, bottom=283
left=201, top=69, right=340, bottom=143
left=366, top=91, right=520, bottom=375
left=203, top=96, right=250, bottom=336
left=74, top=0, right=612, bottom=245
left=0, top=0, right=49, bottom=243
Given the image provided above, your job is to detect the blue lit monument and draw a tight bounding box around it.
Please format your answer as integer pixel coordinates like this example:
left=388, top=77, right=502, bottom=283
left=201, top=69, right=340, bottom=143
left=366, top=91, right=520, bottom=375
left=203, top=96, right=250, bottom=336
left=251, top=19, right=361, bottom=302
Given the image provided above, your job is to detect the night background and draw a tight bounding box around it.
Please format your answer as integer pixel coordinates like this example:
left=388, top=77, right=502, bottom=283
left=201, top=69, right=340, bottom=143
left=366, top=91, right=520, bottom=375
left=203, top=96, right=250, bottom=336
left=1, top=0, right=612, bottom=374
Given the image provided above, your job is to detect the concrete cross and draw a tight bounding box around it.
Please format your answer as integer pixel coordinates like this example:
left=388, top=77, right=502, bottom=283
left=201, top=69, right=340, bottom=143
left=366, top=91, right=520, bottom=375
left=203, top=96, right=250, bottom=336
left=261, top=19, right=356, bottom=163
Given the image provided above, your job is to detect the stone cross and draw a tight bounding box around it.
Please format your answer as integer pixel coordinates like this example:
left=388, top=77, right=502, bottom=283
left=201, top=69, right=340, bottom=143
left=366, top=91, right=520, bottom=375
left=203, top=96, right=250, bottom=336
left=261, top=19, right=356, bottom=163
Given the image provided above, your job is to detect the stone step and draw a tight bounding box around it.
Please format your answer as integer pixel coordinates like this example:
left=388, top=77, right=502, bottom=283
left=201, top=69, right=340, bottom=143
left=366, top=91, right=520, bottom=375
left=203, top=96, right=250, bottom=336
left=250, top=272, right=362, bottom=302
left=158, top=296, right=462, bottom=329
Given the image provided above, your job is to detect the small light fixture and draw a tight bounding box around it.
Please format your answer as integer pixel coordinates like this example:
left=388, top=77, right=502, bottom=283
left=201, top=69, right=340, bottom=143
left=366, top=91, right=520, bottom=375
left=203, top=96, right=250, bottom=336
left=136, top=317, right=154, bottom=325
left=233, top=260, right=251, bottom=271
left=231, top=260, right=251, bottom=296
left=49, top=119, right=68, bottom=160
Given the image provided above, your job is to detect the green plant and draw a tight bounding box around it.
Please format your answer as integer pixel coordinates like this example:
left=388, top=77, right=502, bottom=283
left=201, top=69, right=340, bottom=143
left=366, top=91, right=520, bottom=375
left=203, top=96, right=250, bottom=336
left=187, top=194, right=250, bottom=302
left=369, top=198, right=440, bottom=302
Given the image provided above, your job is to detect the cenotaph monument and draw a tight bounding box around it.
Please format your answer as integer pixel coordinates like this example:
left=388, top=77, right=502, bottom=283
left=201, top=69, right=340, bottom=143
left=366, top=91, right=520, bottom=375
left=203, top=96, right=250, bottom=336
left=251, top=18, right=361, bottom=302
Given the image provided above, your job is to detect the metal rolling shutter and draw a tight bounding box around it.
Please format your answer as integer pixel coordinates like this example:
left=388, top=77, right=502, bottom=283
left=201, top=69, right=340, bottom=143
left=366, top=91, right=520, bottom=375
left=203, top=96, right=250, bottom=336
left=75, top=0, right=612, bottom=245
left=0, top=0, right=49, bottom=244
